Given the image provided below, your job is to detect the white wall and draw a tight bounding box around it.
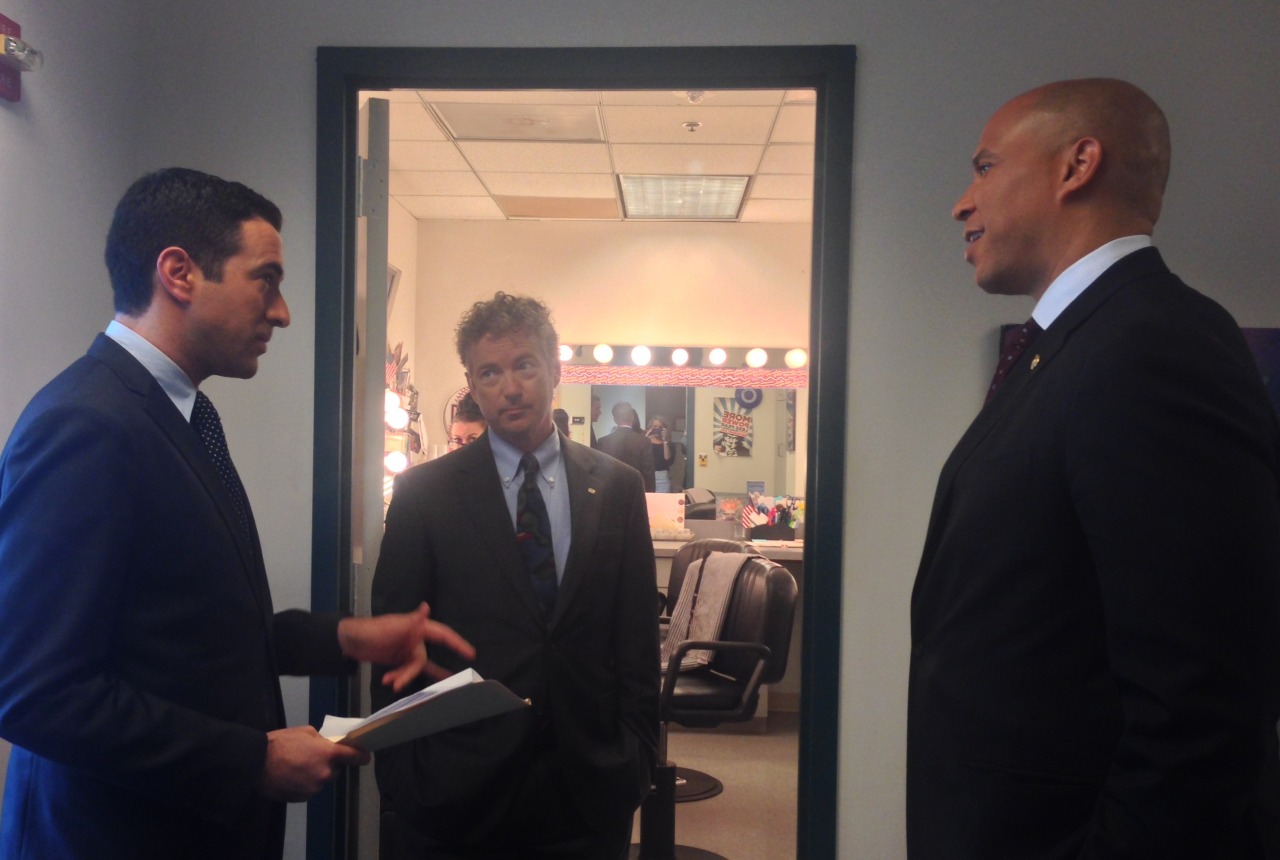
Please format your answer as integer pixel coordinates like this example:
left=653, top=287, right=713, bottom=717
left=3, top=2, right=1278, bottom=858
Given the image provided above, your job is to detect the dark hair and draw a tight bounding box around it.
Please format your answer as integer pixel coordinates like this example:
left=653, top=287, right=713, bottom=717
left=455, top=292, right=558, bottom=369
left=553, top=408, right=570, bottom=433
left=453, top=392, right=484, bottom=424
left=105, top=167, right=283, bottom=314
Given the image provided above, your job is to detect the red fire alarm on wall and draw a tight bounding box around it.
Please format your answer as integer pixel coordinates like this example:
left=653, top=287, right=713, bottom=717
left=0, top=14, right=43, bottom=103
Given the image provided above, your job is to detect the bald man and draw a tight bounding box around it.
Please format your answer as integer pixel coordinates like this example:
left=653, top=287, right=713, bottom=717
left=908, top=79, right=1280, bottom=858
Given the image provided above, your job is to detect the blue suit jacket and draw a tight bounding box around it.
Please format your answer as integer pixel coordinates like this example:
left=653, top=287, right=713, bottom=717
left=0, top=336, right=345, bottom=860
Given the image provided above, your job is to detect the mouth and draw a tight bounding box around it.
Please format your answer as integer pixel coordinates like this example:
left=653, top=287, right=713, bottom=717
left=964, top=229, right=984, bottom=244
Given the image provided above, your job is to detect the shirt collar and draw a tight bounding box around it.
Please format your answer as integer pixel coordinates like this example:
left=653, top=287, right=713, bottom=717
left=104, top=320, right=198, bottom=419
left=1032, top=235, right=1153, bottom=329
left=490, top=425, right=562, bottom=488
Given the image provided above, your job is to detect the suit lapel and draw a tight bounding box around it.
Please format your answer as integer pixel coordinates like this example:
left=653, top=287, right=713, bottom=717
left=89, top=336, right=269, bottom=607
left=454, top=435, right=547, bottom=621
left=552, top=440, right=604, bottom=628
left=919, top=248, right=1171, bottom=577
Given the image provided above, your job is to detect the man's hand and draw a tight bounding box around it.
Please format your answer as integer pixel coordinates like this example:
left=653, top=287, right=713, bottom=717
left=337, top=602, right=476, bottom=691
left=257, top=726, right=370, bottom=803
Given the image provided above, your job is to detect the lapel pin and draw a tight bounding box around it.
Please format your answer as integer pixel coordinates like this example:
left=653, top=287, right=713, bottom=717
left=587, top=487, right=597, bottom=495
left=1030, top=355, right=1041, bottom=371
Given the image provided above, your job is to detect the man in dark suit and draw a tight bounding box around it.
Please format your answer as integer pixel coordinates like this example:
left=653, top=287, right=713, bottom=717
left=371, top=293, right=659, bottom=859
left=908, top=79, right=1280, bottom=858
left=0, top=168, right=473, bottom=860
left=597, top=401, right=656, bottom=491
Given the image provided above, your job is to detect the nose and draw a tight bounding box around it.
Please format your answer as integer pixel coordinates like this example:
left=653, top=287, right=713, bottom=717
left=952, top=185, right=975, bottom=222
left=268, top=293, right=291, bottom=328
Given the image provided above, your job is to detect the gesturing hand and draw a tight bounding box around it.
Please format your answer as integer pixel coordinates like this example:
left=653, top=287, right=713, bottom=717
left=257, top=726, right=370, bottom=803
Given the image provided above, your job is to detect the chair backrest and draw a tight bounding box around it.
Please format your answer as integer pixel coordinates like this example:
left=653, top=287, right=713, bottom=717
left=710, top=556, right=798, bottom=685
left=667, top=538, right=751, bottom=614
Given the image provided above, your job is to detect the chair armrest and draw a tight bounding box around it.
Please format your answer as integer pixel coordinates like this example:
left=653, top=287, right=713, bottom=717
left=661, top=640, right=771, bottom=722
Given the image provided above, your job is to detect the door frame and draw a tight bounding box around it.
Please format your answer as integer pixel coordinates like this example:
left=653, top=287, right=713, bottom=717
left=312, top=44, right=855, bottom=860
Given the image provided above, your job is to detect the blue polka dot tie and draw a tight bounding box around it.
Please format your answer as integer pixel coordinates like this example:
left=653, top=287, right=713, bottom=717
left=191, top=391, right=254, bottom=546
left=516, top=454, right=558, bottom=620
left=986, top=318, right=1043, bottom=405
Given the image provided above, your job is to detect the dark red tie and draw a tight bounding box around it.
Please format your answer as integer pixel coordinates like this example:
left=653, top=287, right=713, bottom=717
left=985, top=318, right=1042, bottom=404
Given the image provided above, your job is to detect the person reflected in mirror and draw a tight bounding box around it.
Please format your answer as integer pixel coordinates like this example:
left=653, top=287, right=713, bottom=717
left=597, top=401, right=655, bottom=492
left=448, top=392, right=487, bottom=451
left=553, top=407, right=571, bottom=438
left=645, top=415, right=674, bottom=492
left=589, top=394, right=601, bottom=448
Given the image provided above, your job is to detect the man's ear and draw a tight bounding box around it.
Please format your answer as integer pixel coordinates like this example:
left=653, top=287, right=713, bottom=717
left=155, top=246, right=199, bottom=306
left=1057, top=136, right=1102, bottom=200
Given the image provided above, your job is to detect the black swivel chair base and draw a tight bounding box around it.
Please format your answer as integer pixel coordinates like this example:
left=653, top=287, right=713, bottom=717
left=674, top=766, right=722, bottom=802
left=630, top=763, right=730, bottom=860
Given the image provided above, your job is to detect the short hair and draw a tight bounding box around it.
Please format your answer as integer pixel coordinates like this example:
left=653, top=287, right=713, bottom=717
left=612, top=402, right=634, bottom=423
left=454, top=292, right=559, bottom=369
left=453, top=392, right=484, bottom=424
left=105, top=167, right=282, bottom=315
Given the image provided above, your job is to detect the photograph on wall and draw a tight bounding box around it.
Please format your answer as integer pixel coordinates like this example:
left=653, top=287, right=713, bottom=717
left=712, top=397, right=754, bottom=457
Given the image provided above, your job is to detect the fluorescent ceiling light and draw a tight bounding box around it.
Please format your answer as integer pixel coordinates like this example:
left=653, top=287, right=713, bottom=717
left=619, top=175, right=749, bottom=220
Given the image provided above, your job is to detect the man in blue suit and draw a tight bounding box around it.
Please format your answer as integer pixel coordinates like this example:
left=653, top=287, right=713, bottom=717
left=908, top=79, right=1280, bottom=858
left=0, top=168, right=473, bottom=859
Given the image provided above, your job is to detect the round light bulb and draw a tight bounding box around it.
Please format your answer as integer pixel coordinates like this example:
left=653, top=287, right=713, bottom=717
left=631, top=345, right=652, bottom=366
left=708, top=348, right=727, bottom=366
left=593, top=344, right=614, bottom=363
left=746, top=348, right=768, bottom=368
left=671, top=348, right=690, bottom=366
left=386, top=407, right=410, bottom=430
left=785, top=348, right=809, bottom=369
left=384, top=450, right=409, bottom=474
left=383, top=388, right=401, bottom=411
left=558, top=344, right=574, bottom=362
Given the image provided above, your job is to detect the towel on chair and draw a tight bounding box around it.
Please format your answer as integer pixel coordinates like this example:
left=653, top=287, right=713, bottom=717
left=660, top=551, right=754, bottom=672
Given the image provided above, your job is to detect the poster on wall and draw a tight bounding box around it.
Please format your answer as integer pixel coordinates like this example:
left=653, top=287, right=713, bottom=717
left=713, top=397, right=753, bottom=457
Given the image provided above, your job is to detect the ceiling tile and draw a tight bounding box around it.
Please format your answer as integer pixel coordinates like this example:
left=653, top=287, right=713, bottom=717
left=389, top=101, right=447, bottom=141
left=389, top=140, right=470, bottom=172
left=749, top=174, right=813, bottom=200
left=433, top=102, right=604, bottom=142
left=413, top=89, right=603, bottom=105
left=457, top=140, right=614, bottom=173
left=603, top=105, right=777, bottom=145
left=397, top=196, right=506, bottom=220
left=610, top=143, right=764, bottom=175
left=481, top=172, right=618, bottom=198
left=740, top=198, right=814, bottom=222
left=758, top=143, right=816, bottom=175
left=602, top=89, right=787, bottom=106
left=389, top=170, right=488, bottom=196
left=494, top=196, right=621, bottom=220
left=770, top=104, right=816, bottom=144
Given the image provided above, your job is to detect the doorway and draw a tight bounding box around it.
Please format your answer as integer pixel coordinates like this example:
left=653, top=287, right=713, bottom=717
left=313, top=45, right=854, bottom=860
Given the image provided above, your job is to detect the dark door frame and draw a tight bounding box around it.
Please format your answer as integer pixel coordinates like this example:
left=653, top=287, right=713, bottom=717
left=312, top=45, right=854, bottom=860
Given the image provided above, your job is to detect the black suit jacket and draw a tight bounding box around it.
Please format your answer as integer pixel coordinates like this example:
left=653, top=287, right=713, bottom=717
left=0, top=336, right=346, bottom=860
left=908, top=249, right=1280, bottom=859
left=597, top=426, right=657, bottom=492
left=370, top=432, right=659, bottom=849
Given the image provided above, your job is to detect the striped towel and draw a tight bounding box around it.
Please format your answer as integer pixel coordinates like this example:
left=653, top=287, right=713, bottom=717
left=660, top=551, right=753, bottom=672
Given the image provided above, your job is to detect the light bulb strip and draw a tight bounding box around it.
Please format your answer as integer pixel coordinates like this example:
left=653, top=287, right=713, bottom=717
left=559, top=364, right=806, bottom=389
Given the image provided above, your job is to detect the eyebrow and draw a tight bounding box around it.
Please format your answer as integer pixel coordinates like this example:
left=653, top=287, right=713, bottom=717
left=971, top=149, right=996, bottom=169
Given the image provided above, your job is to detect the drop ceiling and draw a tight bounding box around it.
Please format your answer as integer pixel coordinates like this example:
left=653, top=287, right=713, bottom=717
left=368, top=88, right=816, bottom=223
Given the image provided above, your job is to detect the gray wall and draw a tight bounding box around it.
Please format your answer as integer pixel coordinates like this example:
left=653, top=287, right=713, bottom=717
left=2, top=1, right=1277, bottom=857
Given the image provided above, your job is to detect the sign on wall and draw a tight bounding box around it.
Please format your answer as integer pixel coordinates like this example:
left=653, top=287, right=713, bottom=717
left=713, top=397, right=754, bottom=457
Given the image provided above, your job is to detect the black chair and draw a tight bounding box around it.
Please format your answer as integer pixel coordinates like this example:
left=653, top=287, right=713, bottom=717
left=633, top=555, right=800, bottom=860
left=657, top=537, right=751, bottom=617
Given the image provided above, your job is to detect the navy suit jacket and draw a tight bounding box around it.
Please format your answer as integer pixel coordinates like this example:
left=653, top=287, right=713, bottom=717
left=908, top=249, right=1280, bottom=858
left=370, top=432, right=659, bottom=849
left=597, top=426, right=657, bottom=492
left=0, top=336, right=346, bottom=860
